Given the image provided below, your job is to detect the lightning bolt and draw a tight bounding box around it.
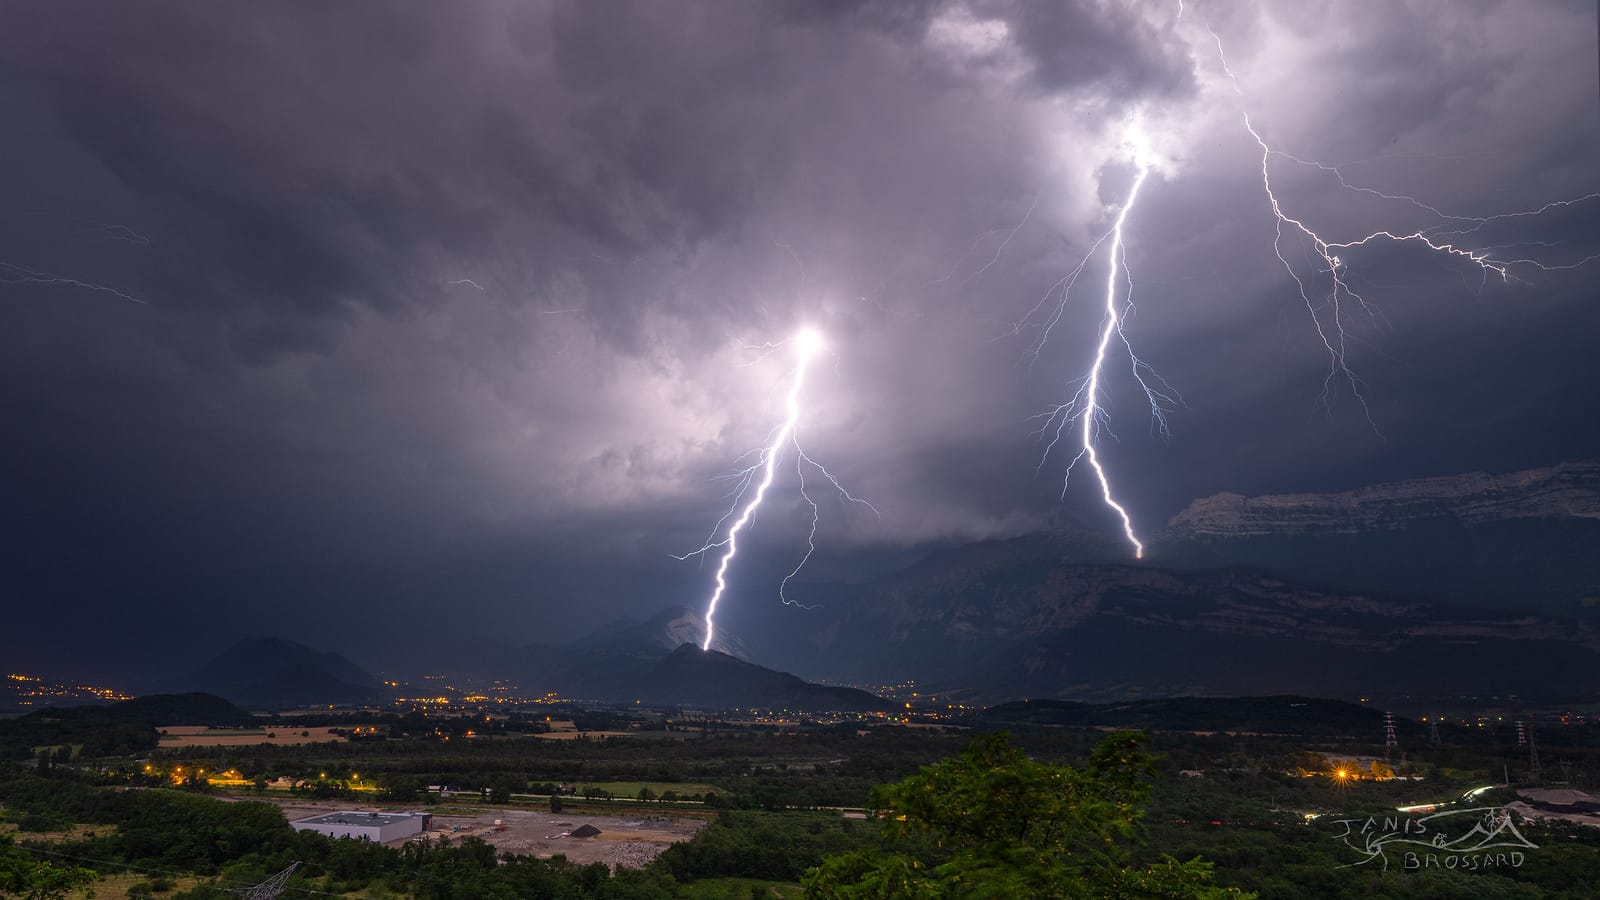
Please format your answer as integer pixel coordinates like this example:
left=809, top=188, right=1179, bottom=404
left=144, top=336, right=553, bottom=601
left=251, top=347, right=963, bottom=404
left=1200, top=15, right=1599, bottom=422
left=1011, top=6, right=1596, bottom=561
left=1024, top=119, right=1175, bottom=560
left=78, top=223, right=151, bottom=245
left=2, top=261, right=146, bottom=304
left=675, top=329, right=876, bottom=651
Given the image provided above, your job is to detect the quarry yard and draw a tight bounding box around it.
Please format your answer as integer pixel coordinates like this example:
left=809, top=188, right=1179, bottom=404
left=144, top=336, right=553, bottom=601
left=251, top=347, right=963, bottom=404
left=433, top=808, right=701, bottom=867
left=263, top=798, right=702, bottom=869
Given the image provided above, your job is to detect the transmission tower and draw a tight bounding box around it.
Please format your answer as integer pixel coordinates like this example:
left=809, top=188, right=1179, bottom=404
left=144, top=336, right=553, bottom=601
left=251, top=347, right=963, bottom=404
left=1383, top=712, right=1397, bottom=755
left=229, top=862, right=299, bottom=900
left=1516, top=720, right=1527, bottom=746
left=1528, top=727, right=1542, bottom=782
left=1429, top=719, right=1440, bottom=745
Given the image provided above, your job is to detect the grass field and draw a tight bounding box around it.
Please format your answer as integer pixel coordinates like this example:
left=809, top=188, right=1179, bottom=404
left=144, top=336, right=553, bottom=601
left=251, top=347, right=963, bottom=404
left=87, top=872, right=206, bottom=899
left=577, top=780, right=727, bottom=797
left=1, top=821, right=117, bottom=842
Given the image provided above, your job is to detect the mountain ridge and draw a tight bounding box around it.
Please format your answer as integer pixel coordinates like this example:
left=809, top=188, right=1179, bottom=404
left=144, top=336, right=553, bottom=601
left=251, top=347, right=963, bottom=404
left=173, top=638, right=383, bottom=709
left=638, top=644, right=889, bottom=712
left=1153, top=458, right=1600, bottom=613
left=1166, top=458, right=1600, bottom=537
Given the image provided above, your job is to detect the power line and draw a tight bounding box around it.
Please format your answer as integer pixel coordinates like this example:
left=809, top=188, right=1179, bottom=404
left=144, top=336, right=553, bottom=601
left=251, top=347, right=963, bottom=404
left=13, top=846, right=338, bottom=897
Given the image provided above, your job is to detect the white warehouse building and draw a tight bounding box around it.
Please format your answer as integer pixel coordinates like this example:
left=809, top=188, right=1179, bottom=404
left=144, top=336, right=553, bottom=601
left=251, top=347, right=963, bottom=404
left=290, top=811, right=430, bottom=842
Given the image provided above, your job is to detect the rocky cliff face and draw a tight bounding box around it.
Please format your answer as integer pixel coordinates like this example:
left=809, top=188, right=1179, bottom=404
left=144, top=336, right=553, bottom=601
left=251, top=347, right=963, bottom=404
left=1152, top=460, right=1600, bottom=613
left=1166, top=460, right=1600, bottom=538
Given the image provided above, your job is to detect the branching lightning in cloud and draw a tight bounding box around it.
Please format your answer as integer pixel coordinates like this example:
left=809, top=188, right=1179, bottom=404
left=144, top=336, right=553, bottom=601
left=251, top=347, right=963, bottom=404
left=1, top=261, right=146, bottom=304
left=78, top=223, right=151, bottom=246
left=675, top=329, right=877, bottom=650
left=1200, top=14, right=1600, bottom=423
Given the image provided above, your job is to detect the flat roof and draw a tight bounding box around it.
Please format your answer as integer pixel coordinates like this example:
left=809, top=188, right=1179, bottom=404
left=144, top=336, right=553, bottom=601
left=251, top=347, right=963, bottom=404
left=292, top=811, right=423, bottom=827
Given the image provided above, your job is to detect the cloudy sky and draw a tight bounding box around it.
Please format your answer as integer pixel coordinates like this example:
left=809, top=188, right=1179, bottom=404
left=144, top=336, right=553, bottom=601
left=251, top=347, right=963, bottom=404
left=3, top=1, right=1597, bottom=679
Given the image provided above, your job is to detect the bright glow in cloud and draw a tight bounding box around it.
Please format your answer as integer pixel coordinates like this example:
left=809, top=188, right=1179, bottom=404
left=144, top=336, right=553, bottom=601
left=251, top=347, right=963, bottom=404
left=676, top=329, right=875, bottom=651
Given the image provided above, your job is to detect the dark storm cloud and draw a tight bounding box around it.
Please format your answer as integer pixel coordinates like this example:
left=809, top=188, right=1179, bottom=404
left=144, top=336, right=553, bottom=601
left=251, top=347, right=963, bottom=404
left=1, top=1, right=1596, bottom=678
left=982, top=0, right=1194, bottom=98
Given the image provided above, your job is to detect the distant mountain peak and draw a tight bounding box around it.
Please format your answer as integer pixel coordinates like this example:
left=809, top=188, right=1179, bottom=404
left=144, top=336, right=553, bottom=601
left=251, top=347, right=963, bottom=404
left=181, top=637, right=381, bottom=709
left=638, top=643, right=887, bottom=711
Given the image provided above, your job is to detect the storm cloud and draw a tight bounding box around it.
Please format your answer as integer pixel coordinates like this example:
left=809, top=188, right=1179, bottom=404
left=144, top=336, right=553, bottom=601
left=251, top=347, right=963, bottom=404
left=2, top=1, right=1596, bottom=678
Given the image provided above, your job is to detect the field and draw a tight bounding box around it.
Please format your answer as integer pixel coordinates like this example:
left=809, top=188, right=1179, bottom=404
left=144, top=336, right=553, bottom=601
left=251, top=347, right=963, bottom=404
left=155, top=725, right=347, bottom=747
left=264, top=797, right=702, bottom=868
left=0, top=821, right=115, bottom=842
left=573, top=780, right=727, bottom=797
left=533, top=730, right=633, bottom=740
left=429, top=807, right=701, bottom=868
left=85, top=871, right=206, bottom=899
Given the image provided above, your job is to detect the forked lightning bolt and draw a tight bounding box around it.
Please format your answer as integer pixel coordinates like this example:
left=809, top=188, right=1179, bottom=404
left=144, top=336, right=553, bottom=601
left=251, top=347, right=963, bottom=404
left=676, top=329, right=876, bottom=651
left=1200, top=14, right=1600, bottom=422
left=1025, top=119, right=1176, bottom=559
left=1018, top=11, right=1598, bottom=560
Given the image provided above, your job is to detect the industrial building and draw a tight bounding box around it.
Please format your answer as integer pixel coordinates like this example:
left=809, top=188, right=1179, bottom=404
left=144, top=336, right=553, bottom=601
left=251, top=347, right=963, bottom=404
left=289, top=811, right=430, bottom=842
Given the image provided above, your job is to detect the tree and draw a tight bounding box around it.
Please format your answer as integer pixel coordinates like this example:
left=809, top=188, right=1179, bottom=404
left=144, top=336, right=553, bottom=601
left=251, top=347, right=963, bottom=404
left=0, top=835, right=98, bottom=899
left=803, top=732, right=1252, bottom=899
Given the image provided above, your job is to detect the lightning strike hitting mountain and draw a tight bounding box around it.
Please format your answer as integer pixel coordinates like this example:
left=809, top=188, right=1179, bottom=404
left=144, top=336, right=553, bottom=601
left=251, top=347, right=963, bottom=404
left=1016, top=9, right=1598, bottom=559
left=1024, top=119, right=1177, bottom=560
left=675, top=329, right=876, bottom=651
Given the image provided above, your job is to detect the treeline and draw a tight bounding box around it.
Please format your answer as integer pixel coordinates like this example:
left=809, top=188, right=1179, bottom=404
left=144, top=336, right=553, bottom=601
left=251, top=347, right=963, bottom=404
left=0, top=694, right=251, bottom=760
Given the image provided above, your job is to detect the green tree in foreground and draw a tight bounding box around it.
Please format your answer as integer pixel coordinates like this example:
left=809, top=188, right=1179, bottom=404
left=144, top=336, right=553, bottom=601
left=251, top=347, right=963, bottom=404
left=0, top=834, right=97, bottom=899
left=803, top=732, right=1253, bottom=900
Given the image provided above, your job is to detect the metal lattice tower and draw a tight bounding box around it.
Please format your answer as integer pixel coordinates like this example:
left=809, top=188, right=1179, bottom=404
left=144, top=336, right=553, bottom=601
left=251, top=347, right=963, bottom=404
left=1383, top=712, right=1397, bottom=753
left=1528, top=727, right=1542, bottom=781
left=229, top=862, right=299, bottom=900
left=1429, top=718, right=1440, bottom=745
left=1516, top=720, right=1527, bottom=746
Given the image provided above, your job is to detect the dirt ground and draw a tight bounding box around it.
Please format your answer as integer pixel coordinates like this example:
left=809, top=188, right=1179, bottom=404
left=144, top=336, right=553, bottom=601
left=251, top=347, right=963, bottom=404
left=260, top=798, right=702, bottom=869
left=426, top=808, right=700, bottom=868
left=1508, top=788, right=1600, bottom=828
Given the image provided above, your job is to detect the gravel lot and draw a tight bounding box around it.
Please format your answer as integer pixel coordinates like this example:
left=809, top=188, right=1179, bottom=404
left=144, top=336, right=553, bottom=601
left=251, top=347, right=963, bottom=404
left=261, top=798, right=701, bottom=869
left=428, top=808, right=701, bottom=868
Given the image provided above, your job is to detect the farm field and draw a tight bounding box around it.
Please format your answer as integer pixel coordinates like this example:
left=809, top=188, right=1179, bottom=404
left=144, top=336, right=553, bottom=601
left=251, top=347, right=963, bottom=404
left=573, top=780, right=727, bottom=798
